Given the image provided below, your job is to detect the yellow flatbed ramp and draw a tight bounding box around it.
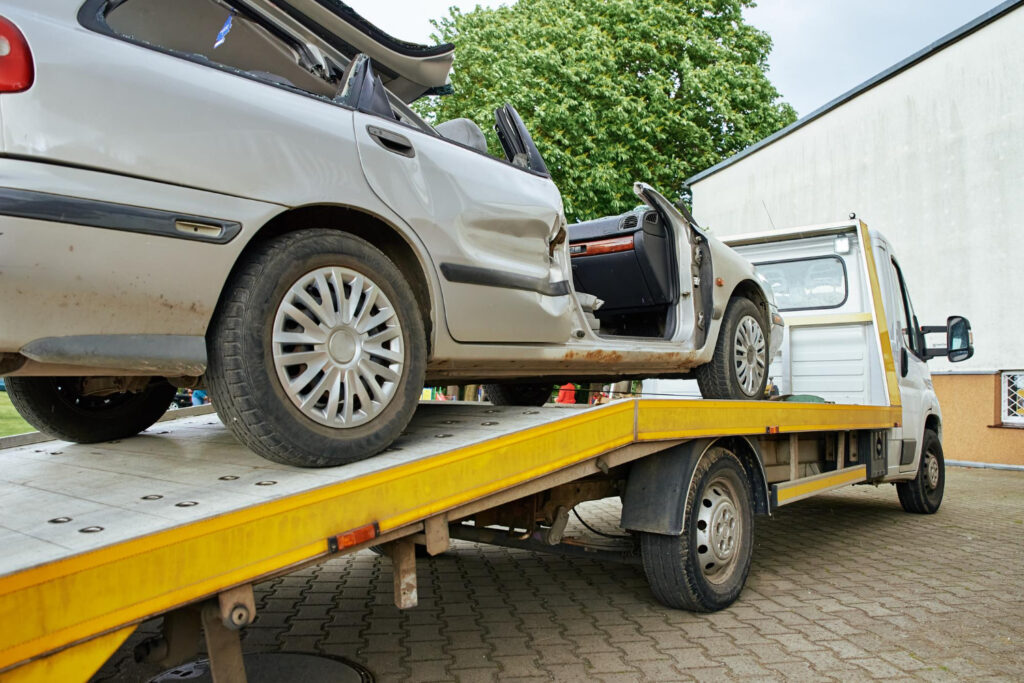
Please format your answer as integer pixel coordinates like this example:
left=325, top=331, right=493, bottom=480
left=0, top=398, right=898, bottom=680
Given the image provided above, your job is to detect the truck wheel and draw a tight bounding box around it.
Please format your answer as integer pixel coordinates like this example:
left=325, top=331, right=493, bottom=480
left=206, top=230, right=426, bottom=467
left=4, top=376, right=175, bottom=442
left=896, top=429, right=944, bottom=514
left=483, top=383, right=552, bottom=406
left=640, top=447, right=753, bottom=611
left=695, top=297, right=768, bottom=400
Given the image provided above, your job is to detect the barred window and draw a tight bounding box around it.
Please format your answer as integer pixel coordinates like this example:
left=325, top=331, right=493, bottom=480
left=1002, top=371, right=1024, bottom=427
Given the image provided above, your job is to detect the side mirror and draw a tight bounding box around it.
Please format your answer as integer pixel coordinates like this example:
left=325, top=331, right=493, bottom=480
left=922, top=315, right=973, bottom=362
left=946, top=315, right=973, bottom=362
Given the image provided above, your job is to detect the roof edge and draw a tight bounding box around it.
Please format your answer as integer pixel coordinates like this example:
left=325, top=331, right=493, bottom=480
left=686, top=0, right=1024, bottom=186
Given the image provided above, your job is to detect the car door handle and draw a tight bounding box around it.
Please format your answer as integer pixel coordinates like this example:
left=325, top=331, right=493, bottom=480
left=367, top=125, right=415, bottom=158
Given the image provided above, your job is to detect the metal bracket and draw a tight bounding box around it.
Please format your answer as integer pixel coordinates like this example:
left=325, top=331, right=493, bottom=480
left=217, top=583, right=256, bottom=630
left=133, top=605, right=201, bottom=668
left=383, top=539, right=418, bottom=609
left=423, top=516, right=450, bottom=556
left=542, top=506, right=570, bottom=545
left=201, top=601, right=247, bottom=683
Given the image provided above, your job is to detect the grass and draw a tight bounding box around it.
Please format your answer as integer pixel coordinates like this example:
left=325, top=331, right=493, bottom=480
left=0, top=391, right=34, bottom=437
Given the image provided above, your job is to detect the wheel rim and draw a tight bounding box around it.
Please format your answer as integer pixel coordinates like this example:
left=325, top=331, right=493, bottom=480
left=733, top=315, right=766, bottom=396
left=272, top=266, right=404, bottom=429
left=695, top=474, right=743, bottom=584
left=924, top=450, right=941, bottom=490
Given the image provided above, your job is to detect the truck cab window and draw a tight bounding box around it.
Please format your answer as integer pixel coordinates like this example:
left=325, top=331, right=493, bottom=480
left=891, top=258, right=924, bottom=358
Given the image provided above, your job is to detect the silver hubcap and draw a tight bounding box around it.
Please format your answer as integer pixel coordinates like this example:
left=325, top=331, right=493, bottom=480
left=272, top=266, right=404, bottom=428
left=924, top=451, right=940, bottom=490
left=696, top=475, right=743, bottom=584
left=734, top=315, right=766, bottom=396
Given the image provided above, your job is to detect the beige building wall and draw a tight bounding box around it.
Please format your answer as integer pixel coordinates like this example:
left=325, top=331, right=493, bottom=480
left=933, top=374, right=1024, bottom=467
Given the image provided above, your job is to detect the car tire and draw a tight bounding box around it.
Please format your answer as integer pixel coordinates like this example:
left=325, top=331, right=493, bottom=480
left=206, top=229, right=426, bottom=467
left=896, top=429, right=945, bottom=514
left=4, top=376, right=175, bottom=443
left=482, top=383, right=552, bottom=406
left=695, top=297, right=768, bottom=400
left=640, top=447, right=754, bottom=612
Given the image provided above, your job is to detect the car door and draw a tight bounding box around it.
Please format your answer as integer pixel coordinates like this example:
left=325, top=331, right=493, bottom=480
left=343, top=64, right=573, bottom=343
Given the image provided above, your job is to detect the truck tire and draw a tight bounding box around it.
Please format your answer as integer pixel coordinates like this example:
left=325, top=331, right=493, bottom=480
left=4, top=376, right=175, bottom=443
left=206, top=230, right=426, bottom=467
left=695, top=297, right=768, bottom=400
left=896, top=429, right=944, bottom=514
left=640, top=447, right=754, bottom=611
left=483, top=383, right=552, bottom=406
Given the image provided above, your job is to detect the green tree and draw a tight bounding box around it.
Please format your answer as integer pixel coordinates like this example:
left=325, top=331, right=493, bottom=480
left=416, top=0, right=796, bottom=221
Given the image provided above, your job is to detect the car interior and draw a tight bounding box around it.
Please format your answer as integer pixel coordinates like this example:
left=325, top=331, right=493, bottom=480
left=568, top=209, right=680, bottom=339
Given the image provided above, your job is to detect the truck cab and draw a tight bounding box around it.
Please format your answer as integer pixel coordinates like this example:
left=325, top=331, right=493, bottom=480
left=725, top=220, right=973, bottom=482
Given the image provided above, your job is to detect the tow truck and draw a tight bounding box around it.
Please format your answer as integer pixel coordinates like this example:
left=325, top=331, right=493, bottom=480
left=0, top=221, right=972, bottom=682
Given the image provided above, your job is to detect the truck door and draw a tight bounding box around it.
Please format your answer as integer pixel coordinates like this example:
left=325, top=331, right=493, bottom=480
left=886, top=255, right=931, bottom=473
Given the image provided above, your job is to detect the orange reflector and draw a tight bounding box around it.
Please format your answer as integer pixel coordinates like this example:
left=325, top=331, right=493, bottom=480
left=328, top=522, right=380, bottom=552
left=766, top=426, right=780, bottom=434
left=715, top=277, right=725, bottom=287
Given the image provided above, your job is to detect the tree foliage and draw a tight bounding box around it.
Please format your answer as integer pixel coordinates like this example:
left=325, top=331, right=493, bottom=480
left=415, top=0, right=796, bottom=221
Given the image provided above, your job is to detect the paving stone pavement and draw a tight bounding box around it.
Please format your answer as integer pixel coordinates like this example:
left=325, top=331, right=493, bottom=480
left=93, top=466, right=1024, bottom=682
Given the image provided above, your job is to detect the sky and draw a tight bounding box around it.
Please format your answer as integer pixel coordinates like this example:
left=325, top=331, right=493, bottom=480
left=346, top=0, right=1007, bottom=116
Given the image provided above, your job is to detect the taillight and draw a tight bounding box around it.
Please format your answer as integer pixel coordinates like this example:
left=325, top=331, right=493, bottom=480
left=0, top=16, right=33, bottom=93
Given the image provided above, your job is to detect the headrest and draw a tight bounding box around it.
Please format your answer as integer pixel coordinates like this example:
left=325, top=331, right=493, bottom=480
left=435, top=118, right=489, bottom=155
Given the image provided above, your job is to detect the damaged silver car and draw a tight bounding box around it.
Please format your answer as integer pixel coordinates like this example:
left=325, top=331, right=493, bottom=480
left=0, top=0, right=781, bottom=466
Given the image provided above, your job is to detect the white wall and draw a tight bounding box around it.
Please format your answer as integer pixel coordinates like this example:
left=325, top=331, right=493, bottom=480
left=690, top=6, right=1024, bottom=373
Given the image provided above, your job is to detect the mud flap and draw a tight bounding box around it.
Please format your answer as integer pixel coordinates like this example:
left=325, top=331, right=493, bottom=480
left=620, top=439, right=717, bottom=535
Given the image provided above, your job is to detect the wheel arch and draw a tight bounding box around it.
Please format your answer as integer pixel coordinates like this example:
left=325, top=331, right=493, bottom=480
left=730, top=279, right=770, bottom=321
left=925, top=413, right=941, bottom=442
left=225, top=203, right=436, bottom=352
left=621, top=436, right=769, bottom=536
left=718, top=436, right=770, bottom=516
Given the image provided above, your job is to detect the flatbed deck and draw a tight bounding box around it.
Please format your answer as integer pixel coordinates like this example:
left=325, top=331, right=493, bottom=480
left=0, top=398, right=899, bottom=679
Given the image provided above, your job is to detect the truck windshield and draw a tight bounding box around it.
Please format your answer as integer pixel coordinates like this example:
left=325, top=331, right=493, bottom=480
left=755, top=256, right=848, bottom=311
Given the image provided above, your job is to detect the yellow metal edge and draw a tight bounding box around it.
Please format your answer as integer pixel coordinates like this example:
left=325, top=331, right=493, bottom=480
left=858, top=223, right=902, bottom=407
left=774, top=465, right=868, bottom=505
left=636, top=400, right=901, bottom=440
left=0, top=626, right=135, bottom=683
left=786, top=312, right=873, bottom=327
left=0, top=402, right=635, bottom=598
left=0, top=402, right=636, bottom=670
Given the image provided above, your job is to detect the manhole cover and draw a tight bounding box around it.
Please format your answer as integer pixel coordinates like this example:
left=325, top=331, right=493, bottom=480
left=150, top=653, right=373, bottom=683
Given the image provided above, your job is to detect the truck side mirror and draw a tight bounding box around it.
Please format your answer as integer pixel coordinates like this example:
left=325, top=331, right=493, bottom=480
left=921, top=315, right=973, bottom=362
left=947, top=315, right=973, bottom=362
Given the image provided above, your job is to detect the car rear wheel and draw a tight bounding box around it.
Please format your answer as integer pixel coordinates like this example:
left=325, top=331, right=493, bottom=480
left=4, top=376, right=175, bottom=442
left=206, top=229, right=425, bottom=467
left=695, top=297, right=768, bottom=400
left=482, top=383, right=553, bottom=406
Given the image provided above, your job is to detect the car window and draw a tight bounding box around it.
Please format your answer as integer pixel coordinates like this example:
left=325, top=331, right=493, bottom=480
left=754, top=256, right=848, bottom=311
left=103, top=0, right=343, bottom=98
